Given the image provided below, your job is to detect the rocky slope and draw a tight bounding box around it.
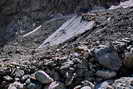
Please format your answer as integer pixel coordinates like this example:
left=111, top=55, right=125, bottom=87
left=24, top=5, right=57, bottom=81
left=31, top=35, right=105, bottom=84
left=1, top=5, right=133, bottom=89
left=1, top=0, right=133, bottom=89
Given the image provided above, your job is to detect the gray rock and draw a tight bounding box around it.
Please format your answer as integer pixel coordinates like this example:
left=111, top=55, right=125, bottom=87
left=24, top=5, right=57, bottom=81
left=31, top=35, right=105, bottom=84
left=21, top=74, right=31, bottom=82
left=81, top=86, right=92, bottom=89
left=81, top=80, right=94, bottom=89
left=95, top=80, right=113, bottom=89
left=94, top=45, right=122, bottom=71
left=112, top=77, right=133, bottom=89
left=25, top=79, right=31, bottom=85
left=73, top=85, right=82, bottom=89
left=13, top=69, right=25, bottom=78
left=3, top=75, right=13, bottom=82
left=35, top=70, right=54, bottom=84
left=8, top=86, right=17, bottom=89
left=26, top=82, right=42, bottom=89
left=15, top=78, right=20, bottom=81
left=43, top=81, right=66, bottom=89
left=95, top=70, right=117, bottom=79
left=8, top=82, right=24, bottom=89
left=124, top=51, right=133, bottom=68
left=60, top=60, right=74, bottom=70
left=65, top=73, right=76, bottom=86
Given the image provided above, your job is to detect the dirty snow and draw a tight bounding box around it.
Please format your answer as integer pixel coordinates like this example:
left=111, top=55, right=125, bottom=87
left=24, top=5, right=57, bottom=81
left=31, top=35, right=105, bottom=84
left=38, top=16, right=95, bottom=48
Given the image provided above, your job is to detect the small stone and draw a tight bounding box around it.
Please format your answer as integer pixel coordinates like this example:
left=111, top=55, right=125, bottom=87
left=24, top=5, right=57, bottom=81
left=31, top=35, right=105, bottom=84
left=74, top=45, right=89, bottom=55
left=25, top=78, right=42, bottom=89
left=8, top=86, right=17, bottom=89
left=15, top=78, right=20, bottom=81
left=96, top=70, right=116, bottom=79
left=73, top=85, right=82, bottom=89
left=72, top=52, right=80, bottom=57
left=26, top=82, right=42, bottom=89
left=60, top=60, right=74, bottom=69
left=94, top=45, right=122, bottom=71
left=1, top=81, right=9, bottom=89
left=13, top=69, right=25, bottom=78
left=3, top=75, right=13, bottom=82
left=65, top=73, right=76, bottom=86
left=112, top=77, right=133, bottom=89
left=21, top=74, right=30, bottom=82
left=81, top=86, right=92, bottom=89
left=95, top=80, right=113, bottom=89
left=25, top=79, right=31, bottom=85
left=35, top=70, right=53, bottom=84
left=8, top=82, right=24, bottom=89
left=43, top=81, right=66, bottom=89
left=81, top=80, right=94, bottom=89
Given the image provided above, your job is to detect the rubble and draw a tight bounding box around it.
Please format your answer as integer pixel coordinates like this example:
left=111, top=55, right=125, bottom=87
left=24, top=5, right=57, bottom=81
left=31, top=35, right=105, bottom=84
left=1, top=2, right=133, bottom=89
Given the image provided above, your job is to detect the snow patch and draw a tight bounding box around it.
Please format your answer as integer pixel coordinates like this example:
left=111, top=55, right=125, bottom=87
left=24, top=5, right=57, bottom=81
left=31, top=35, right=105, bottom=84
left=38, top=16, right=95, bottom=48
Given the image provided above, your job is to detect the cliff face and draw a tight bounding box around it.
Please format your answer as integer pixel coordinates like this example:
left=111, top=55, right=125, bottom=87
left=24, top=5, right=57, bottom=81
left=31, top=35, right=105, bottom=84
left=0, top=0, right=125, bottom=46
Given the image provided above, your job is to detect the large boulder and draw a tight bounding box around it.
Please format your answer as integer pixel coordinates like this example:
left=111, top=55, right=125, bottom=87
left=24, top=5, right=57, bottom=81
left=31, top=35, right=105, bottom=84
left=93, top=45, right=122, bottom=71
